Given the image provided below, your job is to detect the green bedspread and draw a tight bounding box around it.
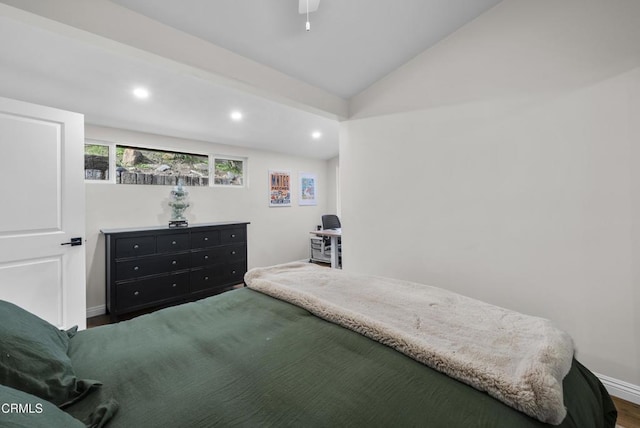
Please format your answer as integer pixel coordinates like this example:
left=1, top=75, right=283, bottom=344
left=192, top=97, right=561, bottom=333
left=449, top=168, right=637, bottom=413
left=66, top=288, right=616, bottom=428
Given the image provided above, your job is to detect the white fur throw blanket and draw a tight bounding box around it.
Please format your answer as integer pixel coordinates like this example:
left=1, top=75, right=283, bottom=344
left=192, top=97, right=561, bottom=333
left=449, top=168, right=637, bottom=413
left=245, top=262, right=575, bottom=425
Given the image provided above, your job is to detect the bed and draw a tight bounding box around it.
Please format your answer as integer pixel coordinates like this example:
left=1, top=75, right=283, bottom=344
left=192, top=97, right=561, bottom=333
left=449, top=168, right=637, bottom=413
left=0, top=263, right=617, bottom=427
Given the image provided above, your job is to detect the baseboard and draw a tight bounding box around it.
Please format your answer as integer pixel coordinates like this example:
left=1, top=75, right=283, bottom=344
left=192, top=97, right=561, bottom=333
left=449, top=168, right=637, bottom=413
left=596, top=373, right=640, bottom=405
left=86, top=305, right=106, bottom=318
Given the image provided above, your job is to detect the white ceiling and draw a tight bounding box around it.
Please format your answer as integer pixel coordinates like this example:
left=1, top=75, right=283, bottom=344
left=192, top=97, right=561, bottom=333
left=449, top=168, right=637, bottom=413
left=111, top=0, right=501, bottom=99
left=0, top=0, right=501, bottom=159
left=0, top=15, right=340, bottom=159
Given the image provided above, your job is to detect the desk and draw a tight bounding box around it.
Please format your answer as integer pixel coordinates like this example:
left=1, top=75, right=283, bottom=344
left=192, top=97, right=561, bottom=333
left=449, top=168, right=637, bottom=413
left=310, top=228, right=341, bottom=269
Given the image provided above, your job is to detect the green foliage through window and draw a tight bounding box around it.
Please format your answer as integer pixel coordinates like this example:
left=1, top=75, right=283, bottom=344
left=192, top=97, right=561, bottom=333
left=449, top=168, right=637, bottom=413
left=85, top=143, right=247, bottom=187
left=84, top=143, right=109, bottom=180
left=115, top=146, right=209, bottom=186
left=213, top=158, right=245, bottom=186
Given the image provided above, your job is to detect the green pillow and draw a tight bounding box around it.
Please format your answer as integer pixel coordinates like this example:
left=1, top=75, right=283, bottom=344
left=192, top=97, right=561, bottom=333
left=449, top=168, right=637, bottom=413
left=0, top=300, right=100, bottom=407
left=0, top=383, right=85, bottom=428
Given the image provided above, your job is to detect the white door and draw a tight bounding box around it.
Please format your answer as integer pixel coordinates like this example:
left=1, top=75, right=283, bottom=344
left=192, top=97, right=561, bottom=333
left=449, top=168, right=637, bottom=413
left=0, top=96, right=86, bottom=330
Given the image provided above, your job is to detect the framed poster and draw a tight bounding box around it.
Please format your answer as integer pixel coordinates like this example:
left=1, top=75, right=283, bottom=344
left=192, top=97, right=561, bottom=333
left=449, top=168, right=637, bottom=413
left=299, top=173, right=317, bottom=206
left=269, top=170, right=291, bottom=207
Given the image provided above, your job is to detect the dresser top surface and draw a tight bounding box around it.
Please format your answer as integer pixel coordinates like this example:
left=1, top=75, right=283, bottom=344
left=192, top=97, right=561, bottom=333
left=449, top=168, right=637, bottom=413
left=100, top=221, right=250, bottom=235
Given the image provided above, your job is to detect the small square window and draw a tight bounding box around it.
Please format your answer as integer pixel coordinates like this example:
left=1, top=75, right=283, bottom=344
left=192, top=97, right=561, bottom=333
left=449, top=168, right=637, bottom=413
left=213, top=156, right=247, bottom=187
left=84, top=143, right=110, bottom=181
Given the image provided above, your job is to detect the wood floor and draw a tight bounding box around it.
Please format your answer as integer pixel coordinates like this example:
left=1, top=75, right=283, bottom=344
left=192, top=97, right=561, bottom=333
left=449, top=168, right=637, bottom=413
left=87, top=307, right=150, bottom=327
left=87, top=309, right=640, bottom=427
left=614, top=396, right=640, bottom=428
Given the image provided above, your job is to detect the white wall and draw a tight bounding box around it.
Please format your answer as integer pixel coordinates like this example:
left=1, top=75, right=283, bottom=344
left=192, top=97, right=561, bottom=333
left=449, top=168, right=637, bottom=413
left=325, top=156, right=340, bottom=216
left=341, top=0, right=640, bottom=390
left=85, top=125, right=329, bottom=311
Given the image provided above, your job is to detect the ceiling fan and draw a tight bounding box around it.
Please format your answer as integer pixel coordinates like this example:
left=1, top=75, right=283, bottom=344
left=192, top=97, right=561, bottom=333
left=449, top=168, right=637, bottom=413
left=299, top=0, right=320, bottom=31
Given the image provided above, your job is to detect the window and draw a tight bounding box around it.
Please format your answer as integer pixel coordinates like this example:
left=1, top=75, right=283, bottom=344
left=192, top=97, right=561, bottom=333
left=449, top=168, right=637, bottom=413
left=84, top=142, right=111, bottom=181
left=85, top=142, right=248, bottom=187
left=212, top=156, right=247, bottom=187
left=115, top=146, right=209, bottom=186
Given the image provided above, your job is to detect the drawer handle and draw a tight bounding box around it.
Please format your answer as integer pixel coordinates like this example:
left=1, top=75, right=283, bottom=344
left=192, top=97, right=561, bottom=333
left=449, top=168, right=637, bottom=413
left=231, top=251, right=236, bottom=255
left=232, top=270, right=236, bottom=275
left=204, top=237, right=209, bottom=241
left=204, top=276, right=209, bottom=281
left=133, top=266, right=139, bottom=271
left=172, top=241, right=177, bottom=245
left=231, top=234, right=236, bottom=238
left=134, top=291, right=139, bottom=296
left=172, top=260, right=177, bottom=265
left=172, top=283, right=177, bottom=288
left=133, top=244, right=139, bottom=249
left=204, top=255, right=209, bottom=260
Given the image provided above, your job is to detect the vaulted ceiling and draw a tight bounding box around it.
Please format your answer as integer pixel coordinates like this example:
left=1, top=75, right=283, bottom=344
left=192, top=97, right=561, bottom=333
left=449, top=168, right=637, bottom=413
left=0, top=0, right=501, bottom=159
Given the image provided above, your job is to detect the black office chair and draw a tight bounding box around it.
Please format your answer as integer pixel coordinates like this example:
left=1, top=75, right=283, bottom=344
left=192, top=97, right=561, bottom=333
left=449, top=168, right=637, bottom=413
left=321, top=214, right=341, bottom=230
left=321, top=215, right=342, bottom=265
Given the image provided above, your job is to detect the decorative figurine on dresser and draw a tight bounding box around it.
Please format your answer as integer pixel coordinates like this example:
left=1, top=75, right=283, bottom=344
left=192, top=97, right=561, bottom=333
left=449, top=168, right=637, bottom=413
left=101, top=222, right=249, bottom=322
left=168, top=181, right=190, bottom=228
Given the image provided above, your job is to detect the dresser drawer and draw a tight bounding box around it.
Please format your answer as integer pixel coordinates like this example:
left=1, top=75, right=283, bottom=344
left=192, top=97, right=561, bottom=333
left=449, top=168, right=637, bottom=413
left=157, top=233, right=190, bottom=253
left=115, top=236, right=155, bottom=258
left=189, top=267, right=222, bottom=293
left=220, top=227, right=246, bottom=244
left=190, top=261, right=245, bottom=293
left=116, top=273, right=188, bottom=310
left=219, top=261, right=246, bottom=285
left=191, top=230, right=221, bottom=249
left=116, top=253, right=190, bottom=281
left=190, top=249, right=216, bottom=268
left=217, top=243, right=247, bottom=263
left=190, top=243, right=246, bottom=268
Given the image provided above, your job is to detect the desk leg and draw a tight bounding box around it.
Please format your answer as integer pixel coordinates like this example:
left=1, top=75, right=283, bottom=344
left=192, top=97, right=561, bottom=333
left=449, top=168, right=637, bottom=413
left=330, top=235, right=339, bottom=269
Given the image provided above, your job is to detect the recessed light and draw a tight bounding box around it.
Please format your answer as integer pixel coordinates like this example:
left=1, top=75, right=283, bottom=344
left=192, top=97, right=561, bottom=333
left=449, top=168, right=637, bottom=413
left=311, top=131, right=322, bottom=140
left=133, top=87, right=150, bottom=99
left=230, top=111, right=243, bottom=121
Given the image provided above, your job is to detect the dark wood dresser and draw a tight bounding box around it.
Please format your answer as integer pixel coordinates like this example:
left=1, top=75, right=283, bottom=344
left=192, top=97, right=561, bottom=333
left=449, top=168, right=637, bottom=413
left=101, top=222, right=249, bottom=322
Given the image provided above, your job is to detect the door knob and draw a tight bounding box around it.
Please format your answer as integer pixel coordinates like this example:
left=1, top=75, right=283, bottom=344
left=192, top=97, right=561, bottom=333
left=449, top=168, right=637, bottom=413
left=61, top=237, right=82, bottom=247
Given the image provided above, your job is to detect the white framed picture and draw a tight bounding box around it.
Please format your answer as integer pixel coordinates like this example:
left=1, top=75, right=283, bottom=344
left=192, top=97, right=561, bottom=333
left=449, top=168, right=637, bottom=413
left=299, top=173, right=317, bottom=206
